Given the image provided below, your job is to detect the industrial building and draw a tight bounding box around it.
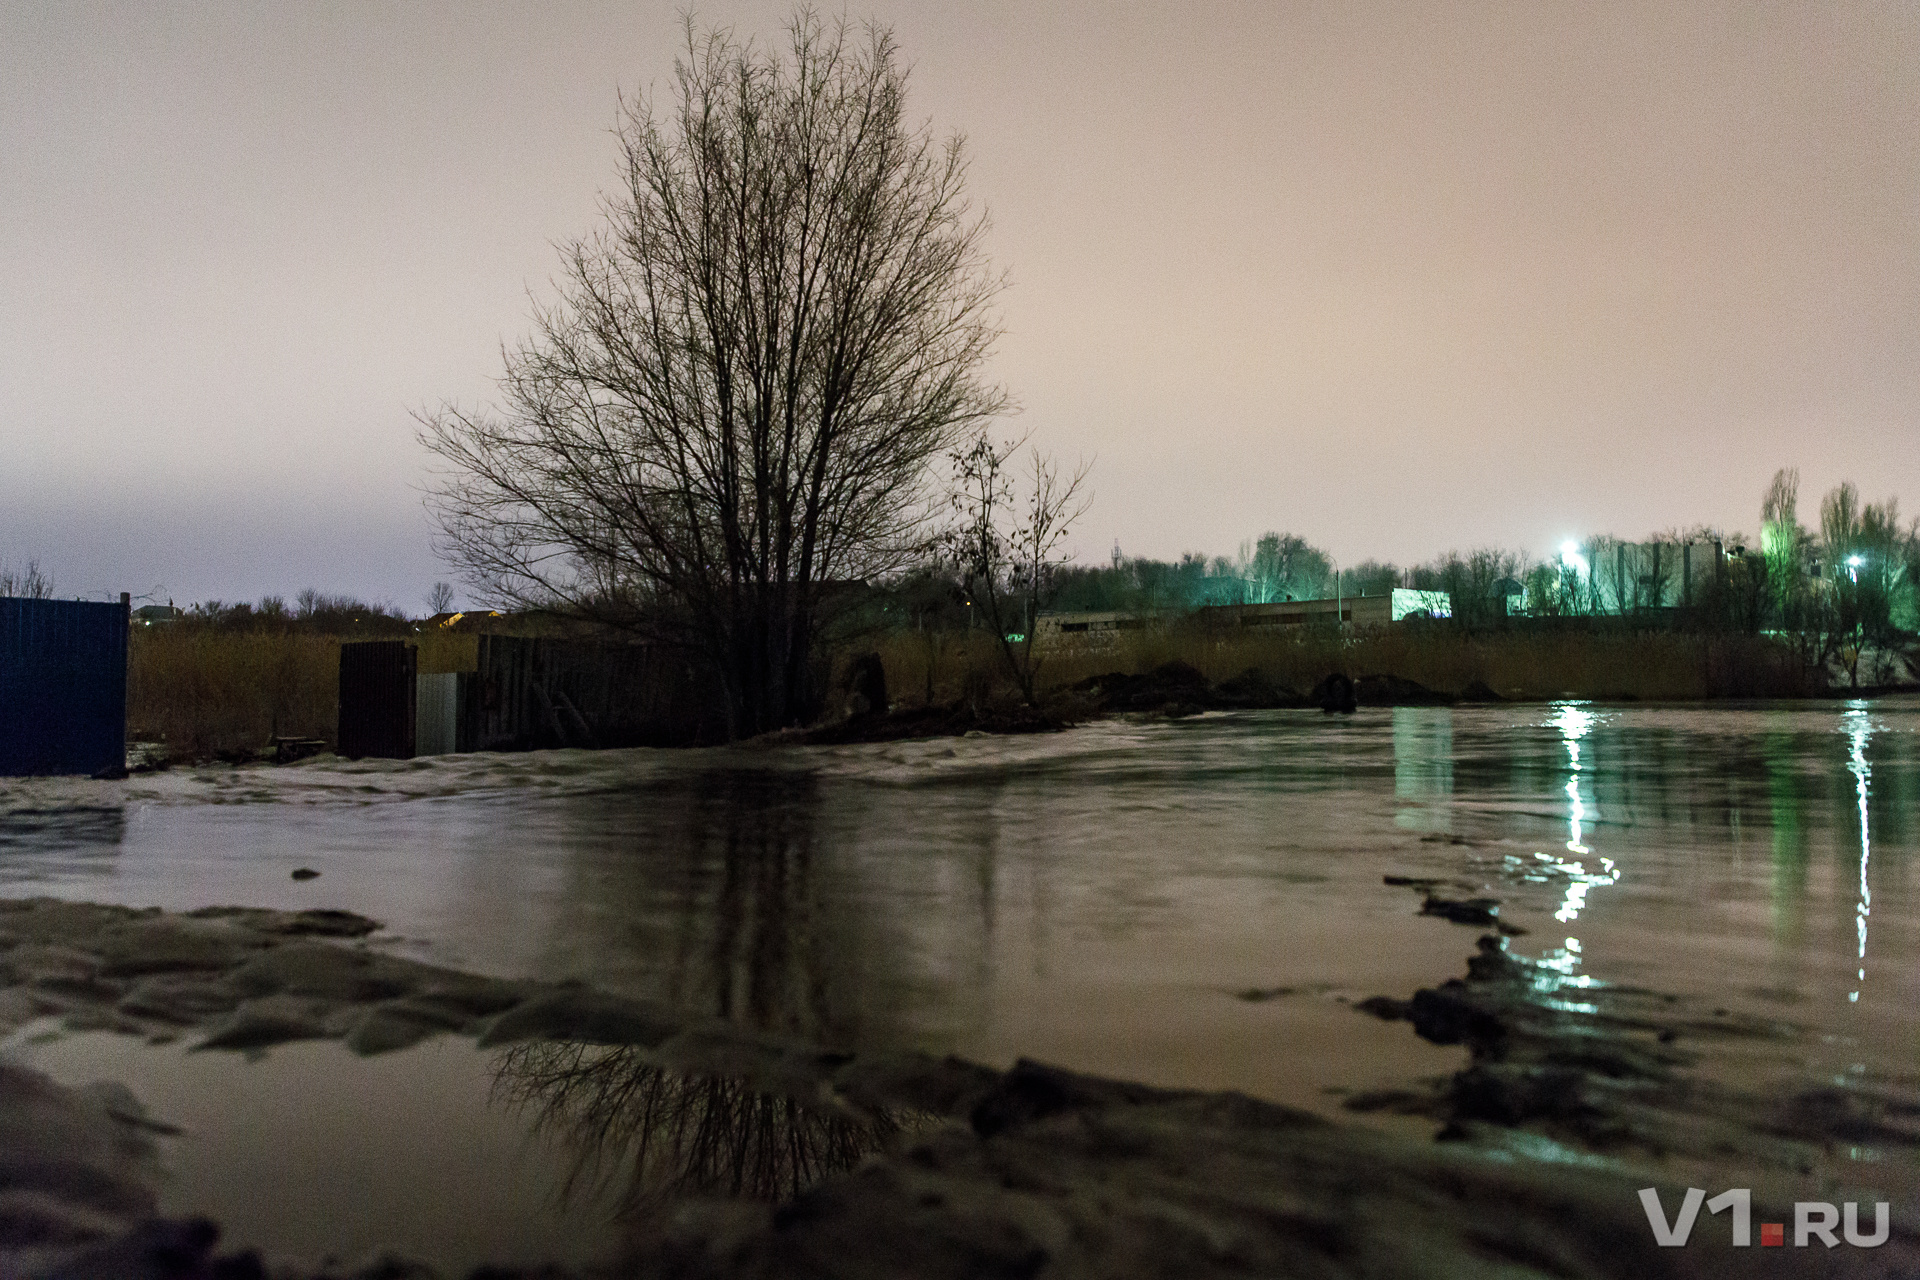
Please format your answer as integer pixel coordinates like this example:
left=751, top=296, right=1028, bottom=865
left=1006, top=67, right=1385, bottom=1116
left=1034, top=588, right=1452, bottom=650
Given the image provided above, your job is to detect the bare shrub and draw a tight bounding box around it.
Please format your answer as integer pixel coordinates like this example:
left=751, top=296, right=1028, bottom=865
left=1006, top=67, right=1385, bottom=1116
left=0, top=560, right=54, bottom=599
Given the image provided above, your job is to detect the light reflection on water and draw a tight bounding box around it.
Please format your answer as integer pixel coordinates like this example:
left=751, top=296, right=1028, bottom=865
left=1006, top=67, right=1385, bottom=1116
left=1521, top=702, right=1623, bottom=1012
left=1846, top=704, right=1873, bottom=1003
left=1, top=703, right=1916, bottom=1103
left=1553, top=701, right=1597, bottom=856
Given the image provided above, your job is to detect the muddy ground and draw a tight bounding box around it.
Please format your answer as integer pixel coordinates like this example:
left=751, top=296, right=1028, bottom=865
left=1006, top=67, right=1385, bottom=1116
left=793, top=662, right=1485, bottom=745
left=1, top=895, right=1914, bottom=1279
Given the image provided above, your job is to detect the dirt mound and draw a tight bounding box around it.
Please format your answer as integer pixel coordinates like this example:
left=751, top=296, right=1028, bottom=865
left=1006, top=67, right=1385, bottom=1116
left=1311, top=671, right=1357, bottom=712
left=1074, top=663, right=1308, bottom=716
left=798, top=700, right=1068, bottom=744
left=1353, top=673, right=1455, bottom=706
left=1353, top=881, right=1920, bottom=1211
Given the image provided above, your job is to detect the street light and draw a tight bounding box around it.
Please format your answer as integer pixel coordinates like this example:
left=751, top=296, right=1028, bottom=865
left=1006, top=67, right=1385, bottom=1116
left=1846, top=554, right=1863, bottom=584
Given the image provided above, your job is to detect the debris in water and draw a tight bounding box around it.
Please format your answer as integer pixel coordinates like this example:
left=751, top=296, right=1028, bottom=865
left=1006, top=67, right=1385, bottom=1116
left=1419, top=894, right=1503, bottom=927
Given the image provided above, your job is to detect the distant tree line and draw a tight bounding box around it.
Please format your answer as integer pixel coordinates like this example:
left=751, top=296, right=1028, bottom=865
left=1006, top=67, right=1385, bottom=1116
left=1512, top=472, right=1920, bottom=650
left=1712, top=470, right=1918, bottom=686
left=0, top=560, right=426, bottom=637
left=1026, top=534, right=1516, bottom=626
left=869, top=467, right=1919, bottom=683
left=166, top=590, right=415, bottom=636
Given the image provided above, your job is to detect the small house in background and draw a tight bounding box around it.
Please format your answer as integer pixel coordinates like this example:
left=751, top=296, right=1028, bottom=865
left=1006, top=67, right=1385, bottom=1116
left=422, top=610, right=504, bottom=632
left=131, top=603, right=185, bottom=627
left=0, top=596, right=129, bottom=776
left=1031, top=610, right=1154, bottom=650
left=1194, top=589, right=1452, bottom=633
left=1038, top=590, right=1456, bottom=650
left=1203, top=595, right=1392, bottom=629
left=1389, top=588, right=1453, bottom=620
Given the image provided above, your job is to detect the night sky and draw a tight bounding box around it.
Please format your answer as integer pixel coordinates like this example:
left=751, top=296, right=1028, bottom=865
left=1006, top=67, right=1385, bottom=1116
left=4, top=1, right=1914, bottom=610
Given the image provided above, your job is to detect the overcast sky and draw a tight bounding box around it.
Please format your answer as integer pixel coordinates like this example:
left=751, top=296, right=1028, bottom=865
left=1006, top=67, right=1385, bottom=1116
left=4, top=1, right=1915, bottom=609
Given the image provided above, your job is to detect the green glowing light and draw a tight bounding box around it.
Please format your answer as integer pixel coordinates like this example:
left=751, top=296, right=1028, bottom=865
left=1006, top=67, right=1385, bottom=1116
left=1390, top=588, right=1451, bottom=621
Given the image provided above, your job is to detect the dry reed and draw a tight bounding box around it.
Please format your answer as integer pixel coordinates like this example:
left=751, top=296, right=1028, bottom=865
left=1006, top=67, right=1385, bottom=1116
left=127, top=628, right=484, bottom=760
left=128, top=630, right=342, bottom=759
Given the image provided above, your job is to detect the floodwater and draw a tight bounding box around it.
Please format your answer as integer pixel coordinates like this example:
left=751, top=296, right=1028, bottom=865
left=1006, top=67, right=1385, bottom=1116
left=3, top=701, right=1916, bottom=1267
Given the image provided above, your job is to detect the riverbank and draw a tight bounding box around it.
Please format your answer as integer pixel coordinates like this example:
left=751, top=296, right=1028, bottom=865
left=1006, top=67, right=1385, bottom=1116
left=4, top=895, right=1912, bottom=1278
left=799, top=658, right=1920, bottom=746
left=876, top=623, right=1860, bottom=709
left=125, top=621, right=1915, bottom=763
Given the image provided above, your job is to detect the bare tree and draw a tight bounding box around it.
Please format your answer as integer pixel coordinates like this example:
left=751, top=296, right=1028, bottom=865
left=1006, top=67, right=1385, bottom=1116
left=1817, top=484, right=1913, bottom=686
left=494, top=1042, right=904, bottom=1211
left=0, top=560, right=54, bottom=600
left=1342, top=559, right=1401, bottom=598
left=419, top=12, right=1007, bottom=736
left=1245, top=532, right=1331, bottom=603
left=1819, top=481, right=1862, bottom=574
left=944, top=433, right=1090, bottom=706
left=1413, top=547, right=1526, bottom=627
left=425, top=582, right=456, bottom=615
left=1523, top=561, right=1569, bottom=617
left=1760, top=466, right=1807, bottom=622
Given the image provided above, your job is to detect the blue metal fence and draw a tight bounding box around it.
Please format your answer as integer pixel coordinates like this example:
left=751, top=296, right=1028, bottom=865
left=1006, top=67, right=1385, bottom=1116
left=0, top=597, right=129, bottom=776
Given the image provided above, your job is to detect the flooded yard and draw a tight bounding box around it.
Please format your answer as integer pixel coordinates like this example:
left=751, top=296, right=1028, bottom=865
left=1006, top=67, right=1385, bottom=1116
left=2, top=699, right=1915, bottom=1270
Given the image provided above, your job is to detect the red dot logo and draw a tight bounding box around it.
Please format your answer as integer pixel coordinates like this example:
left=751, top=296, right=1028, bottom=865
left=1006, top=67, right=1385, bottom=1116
left=1760, top=1222, right=1785, bottom=1247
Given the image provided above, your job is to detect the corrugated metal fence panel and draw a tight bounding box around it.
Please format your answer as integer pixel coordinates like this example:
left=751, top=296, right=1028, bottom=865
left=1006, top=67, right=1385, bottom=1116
left=414, top=673, right=460, bottom=757
left=0, top=597, right=128, bottom=777
left=337, top=641, right=415, bottom=759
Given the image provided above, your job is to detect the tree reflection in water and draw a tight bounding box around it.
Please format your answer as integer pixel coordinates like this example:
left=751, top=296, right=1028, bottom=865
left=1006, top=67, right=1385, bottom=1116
left=493, top=1042, right=903, bottom=1213
left=492, top=769, right=917, bottom=1216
